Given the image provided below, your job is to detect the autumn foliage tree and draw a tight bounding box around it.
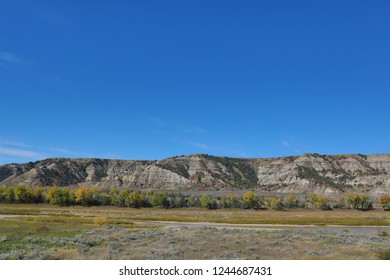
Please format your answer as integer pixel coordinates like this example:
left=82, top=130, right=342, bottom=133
left=264, top=196, right=284, bottom=210
left=379, top=194, right=390, bottom=211
left=242, top=191, right=261, bottom=209
left=75, top=186, right=91, bottom=206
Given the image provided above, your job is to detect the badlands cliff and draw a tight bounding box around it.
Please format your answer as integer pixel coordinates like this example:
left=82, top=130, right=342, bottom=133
left=1, top=153, right=390, bottom=195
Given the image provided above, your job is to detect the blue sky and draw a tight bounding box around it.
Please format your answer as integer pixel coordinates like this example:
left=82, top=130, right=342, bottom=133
left=1, top=0, right=389, bottom=164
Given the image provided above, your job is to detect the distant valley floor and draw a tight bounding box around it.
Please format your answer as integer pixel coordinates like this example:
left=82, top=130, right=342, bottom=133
left=0, top=205, right=390, bottom=260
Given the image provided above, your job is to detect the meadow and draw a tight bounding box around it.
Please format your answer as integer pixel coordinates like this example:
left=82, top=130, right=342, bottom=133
left=0, top=204, right=390, bottom=260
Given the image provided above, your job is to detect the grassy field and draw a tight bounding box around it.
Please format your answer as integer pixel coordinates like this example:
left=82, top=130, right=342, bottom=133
left=0, top=204, right=389, bottom=260
left=0, top=204, right=389, bottom=226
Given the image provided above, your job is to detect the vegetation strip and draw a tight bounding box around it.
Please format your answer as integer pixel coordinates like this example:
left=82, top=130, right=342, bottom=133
left=1, top=185, right=390, bottom=211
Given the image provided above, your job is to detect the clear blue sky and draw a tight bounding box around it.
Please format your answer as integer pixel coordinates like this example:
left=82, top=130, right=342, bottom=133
left=1, top=0, right=389, bottom=164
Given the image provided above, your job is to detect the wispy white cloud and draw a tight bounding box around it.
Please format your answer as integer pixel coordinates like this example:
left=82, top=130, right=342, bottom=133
left=0, top=139, right=78, bottom=161
left=0, top=52, right=22, bottom=64
left=33, top=7, right=69, bottom=28
left=48, top=147, right=78, bottom=156
left=0, top=147, right=45, bottom=159
left=0, top=139, right=30, bottom=148
left=281, top=140, right=290, bottom=147
left=280, top=137, right=310, bottom=154
left=148, top=116, right=167, bottom=127
left=211, top=143, right=249, bottom=158
left=0, top=52, right=25, bottom=70
left=188, top=141, right=209, bottom=150
left=41, top=75, right=62, bottom=84
left=185, top=126, right=206, bottom=134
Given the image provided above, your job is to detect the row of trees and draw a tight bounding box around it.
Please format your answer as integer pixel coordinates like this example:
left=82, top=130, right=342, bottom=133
left=0, top=185, right=389, bottom=211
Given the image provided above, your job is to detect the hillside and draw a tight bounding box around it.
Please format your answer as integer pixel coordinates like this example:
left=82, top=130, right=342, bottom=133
left=1, top=154, right=390, bottom=195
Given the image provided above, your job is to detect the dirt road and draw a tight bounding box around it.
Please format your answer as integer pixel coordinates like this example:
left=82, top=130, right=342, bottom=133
left=135, top=220, right=390, bottom=234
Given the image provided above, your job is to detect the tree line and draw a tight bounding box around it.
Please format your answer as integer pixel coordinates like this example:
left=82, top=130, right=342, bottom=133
left=0, top=185, right=390, bottom=211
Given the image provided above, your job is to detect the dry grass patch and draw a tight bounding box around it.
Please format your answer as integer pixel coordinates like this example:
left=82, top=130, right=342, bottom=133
left=377, top=250, right=390, bottom=260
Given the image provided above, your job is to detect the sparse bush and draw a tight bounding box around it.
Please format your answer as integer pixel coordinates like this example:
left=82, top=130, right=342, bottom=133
left=377, top=250, right=390, bottom=260
left=320, top=204, right=333, bottom=211
left=33, top=225, right=49, bottom=232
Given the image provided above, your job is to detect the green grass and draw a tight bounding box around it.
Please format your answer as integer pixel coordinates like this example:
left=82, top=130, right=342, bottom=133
left=0, top=217, right=94, bottom=255
left=1, top=204, right=389, bottom=226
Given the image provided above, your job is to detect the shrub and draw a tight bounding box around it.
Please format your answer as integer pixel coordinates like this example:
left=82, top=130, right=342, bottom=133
left=34, top=225, right=49, bottom=232
left=377, top=250, right=390, bottom=260
left=320, top=204, right=333, bottom=211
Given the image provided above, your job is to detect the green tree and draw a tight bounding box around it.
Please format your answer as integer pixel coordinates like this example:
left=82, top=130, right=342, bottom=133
left=0, top=186, right=6, bottom=202
left=346, top=192, right=361, bottom=209
left=200, top=194, right=217, bottom=210
left=308, top=193, right=318, bottom=208
left=129, top=191, right=143, bottom=208
left=45, top=187, right=75, bottom=206
left=117, top=190, right=130, bottom=207
left=151, top=192, right=170, bottom=209
left=5, top=187, right=15, bottom=203
left=187, top=195, right=201, bottom=207
left=14, top=185, right=33, bottom=203
left=360, top=195, right=373, bottom=211
left=108, top=188, right=120, bottom=206
left=31, top=187, right=46, bottom=203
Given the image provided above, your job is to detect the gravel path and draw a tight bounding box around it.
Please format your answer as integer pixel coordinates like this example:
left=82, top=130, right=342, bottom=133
left=0, top=215, right=16, bottom=219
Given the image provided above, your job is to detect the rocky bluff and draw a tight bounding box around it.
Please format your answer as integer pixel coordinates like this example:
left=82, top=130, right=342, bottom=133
left=1, top=153, right=390, bottom=195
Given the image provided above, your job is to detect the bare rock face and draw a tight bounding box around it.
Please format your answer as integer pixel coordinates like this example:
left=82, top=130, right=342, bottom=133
left=1, top=153, right=390, bottom=195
